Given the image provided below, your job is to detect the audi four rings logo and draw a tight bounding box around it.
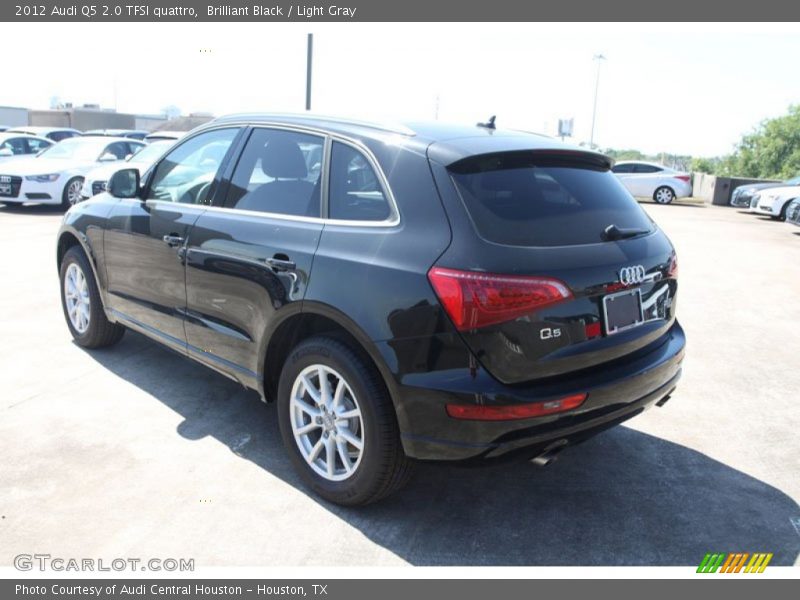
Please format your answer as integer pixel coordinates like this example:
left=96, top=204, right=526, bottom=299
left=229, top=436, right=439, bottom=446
left=0, top=176, right=11, bottom=183
left=619, top=265, right=646, bottom=285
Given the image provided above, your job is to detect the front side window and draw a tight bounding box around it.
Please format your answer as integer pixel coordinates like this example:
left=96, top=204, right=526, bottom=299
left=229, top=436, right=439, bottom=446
left=26, top=138, right=51, bottom=153
left=147, top=128, right=238, bottom=205
left=225, top=128, right=323, bottom=217
left=328, top=142, right=391, bottom=221
left=103, top=142, right=130, bottom=160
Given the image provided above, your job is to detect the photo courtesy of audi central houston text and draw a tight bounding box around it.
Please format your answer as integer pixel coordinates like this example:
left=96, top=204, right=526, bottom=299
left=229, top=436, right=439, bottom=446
left=56, top=115, right=683, bottom=505
left=0, top=6, right=799, bottom=581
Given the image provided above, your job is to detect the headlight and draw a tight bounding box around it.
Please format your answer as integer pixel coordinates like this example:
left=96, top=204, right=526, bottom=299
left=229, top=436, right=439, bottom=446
left=25, top=173, right=60, bottom=183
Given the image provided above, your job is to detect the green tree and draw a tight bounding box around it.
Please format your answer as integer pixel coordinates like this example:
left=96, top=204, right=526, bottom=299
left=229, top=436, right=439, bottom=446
left=725, top=105, right=800, bottom=179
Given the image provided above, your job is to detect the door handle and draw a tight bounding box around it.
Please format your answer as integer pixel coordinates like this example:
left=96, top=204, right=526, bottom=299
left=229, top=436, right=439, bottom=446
left=265, top=256, right=296, bottom=271
left=162, top=234, right=185, bottom=247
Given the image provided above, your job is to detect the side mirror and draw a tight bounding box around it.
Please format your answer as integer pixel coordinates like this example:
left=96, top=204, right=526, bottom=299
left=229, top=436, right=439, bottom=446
left=99, top=153, right=118, bottom=162
left=0, top=148, right=13, bottom=157
left=108, top=168, right=140, bottom=199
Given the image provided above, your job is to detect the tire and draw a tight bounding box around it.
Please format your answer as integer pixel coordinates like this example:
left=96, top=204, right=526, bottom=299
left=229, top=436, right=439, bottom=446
left=776, top=200, right=793, bottom=222
left=61, top=177, right=84, bottom=209
left=59, top=246, right=125, bottom=348
left=277, top=336, right=414, bottom=505
left=653, top=186, right=675, bottom=204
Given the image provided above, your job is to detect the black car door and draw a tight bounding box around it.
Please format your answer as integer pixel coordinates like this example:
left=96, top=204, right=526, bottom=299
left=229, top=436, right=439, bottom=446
left=102, top=127, right=242, bottom=353
left=182, top=126, right=326, bottom=387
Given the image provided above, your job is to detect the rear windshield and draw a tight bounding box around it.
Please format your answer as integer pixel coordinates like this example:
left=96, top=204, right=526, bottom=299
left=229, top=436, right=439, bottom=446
left=449, top=152, right=654, bottom=247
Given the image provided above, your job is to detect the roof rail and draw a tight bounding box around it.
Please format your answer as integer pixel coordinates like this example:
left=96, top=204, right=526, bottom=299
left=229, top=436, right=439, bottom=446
left=212, top=112, right=416, bottom=136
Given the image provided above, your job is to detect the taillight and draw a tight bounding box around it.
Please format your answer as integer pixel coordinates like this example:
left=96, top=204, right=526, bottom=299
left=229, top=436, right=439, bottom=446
left=674, top=175, right=691, bottom=183
left=427, top=267, right=573, bottom=331
left=446, top=393, right=587, bottom=421
left=668, top=253, right=678, bottom=278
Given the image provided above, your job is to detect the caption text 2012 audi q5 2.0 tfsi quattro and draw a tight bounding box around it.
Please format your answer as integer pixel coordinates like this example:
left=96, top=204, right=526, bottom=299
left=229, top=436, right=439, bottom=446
left=56, top=115, right=685, bottom=505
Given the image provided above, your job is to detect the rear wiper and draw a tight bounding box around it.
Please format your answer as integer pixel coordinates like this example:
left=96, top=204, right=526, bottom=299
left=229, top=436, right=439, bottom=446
left=602, top=224, right=650, bottom=241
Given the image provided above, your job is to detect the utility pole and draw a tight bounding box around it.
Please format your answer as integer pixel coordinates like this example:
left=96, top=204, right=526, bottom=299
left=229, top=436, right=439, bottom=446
left=589, top=53, right=606, bottom=149
left=305, top=34, right=313, bottom=111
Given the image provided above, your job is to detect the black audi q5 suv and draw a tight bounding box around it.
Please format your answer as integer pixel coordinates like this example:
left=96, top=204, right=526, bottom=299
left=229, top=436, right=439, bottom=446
left=57, top=114, right=685, bottom=505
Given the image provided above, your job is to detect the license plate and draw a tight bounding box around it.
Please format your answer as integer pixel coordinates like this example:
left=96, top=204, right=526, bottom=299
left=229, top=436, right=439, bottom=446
left=603, top=288, right=644, bottom=335
left=0, top=183, right=11, bottom=196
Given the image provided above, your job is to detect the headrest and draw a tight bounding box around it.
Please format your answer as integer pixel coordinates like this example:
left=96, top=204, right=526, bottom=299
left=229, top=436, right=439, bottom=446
left=261, top=137, right=308, bottom=179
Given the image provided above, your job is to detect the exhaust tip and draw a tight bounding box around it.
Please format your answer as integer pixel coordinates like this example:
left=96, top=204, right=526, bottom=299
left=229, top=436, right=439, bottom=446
left=529, top=440, right=568, bottom=467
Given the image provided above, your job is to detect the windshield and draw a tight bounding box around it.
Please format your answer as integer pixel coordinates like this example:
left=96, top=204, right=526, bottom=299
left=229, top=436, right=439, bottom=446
left=128, top=141, right=173, bottom=163
left=785, top=176, right=800, bottom=185
left=38, top=138, right=108, bottom=161
left=449, top=152, right=654, bottom=247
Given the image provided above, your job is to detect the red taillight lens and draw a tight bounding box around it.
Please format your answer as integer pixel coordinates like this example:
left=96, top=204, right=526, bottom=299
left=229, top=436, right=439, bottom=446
left=446, top=393, right=587, bottom=421
left=427, top=267, right=572, bottom=331
left=674, top=175, right=691, bottom=183
left=668, top=254, right=678, bottom=278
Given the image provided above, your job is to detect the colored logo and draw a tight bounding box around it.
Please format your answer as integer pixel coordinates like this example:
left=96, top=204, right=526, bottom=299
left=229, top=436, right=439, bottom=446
left=697, top=552, right=773, bottom=573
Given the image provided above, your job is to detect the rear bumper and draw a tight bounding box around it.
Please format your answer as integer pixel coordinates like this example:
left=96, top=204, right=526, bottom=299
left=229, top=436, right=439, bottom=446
left=385, top=320, right=686, bottom=461
left=671, top=180, right=693, bottom=198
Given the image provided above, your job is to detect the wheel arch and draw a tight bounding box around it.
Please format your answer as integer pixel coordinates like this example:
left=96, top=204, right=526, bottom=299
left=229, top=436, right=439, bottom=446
left=261, top=302, right=406, bottom=430
left=56, top=227, right=108, bottom=312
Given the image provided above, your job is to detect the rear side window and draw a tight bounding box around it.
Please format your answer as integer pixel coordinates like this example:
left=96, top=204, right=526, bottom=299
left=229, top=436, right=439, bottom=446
left=328, top=142, right=391, bottom=221
left=449, top=152, right=654, bottom=247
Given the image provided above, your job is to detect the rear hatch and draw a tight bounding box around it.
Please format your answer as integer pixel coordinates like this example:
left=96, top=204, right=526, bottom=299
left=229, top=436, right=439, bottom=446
left=428, top=145, right=678, bottom=385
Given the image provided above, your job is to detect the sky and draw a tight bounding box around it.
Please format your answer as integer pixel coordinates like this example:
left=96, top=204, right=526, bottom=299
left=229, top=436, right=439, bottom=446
left=3, top=22, right=800, bottom=157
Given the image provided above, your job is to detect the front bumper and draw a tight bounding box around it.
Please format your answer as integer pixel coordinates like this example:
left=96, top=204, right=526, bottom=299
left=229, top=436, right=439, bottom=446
left=386, top=320, right=686, bottom=461
left=0, top=176, right=63, bottom=204
left=731, top=193, right=753, bottom=208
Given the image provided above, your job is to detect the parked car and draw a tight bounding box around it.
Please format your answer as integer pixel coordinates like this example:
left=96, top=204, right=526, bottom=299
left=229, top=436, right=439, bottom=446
left=144, top=130, right=185, bottom=142
left=83, top=129, right=149, bottom=140
left=0, top=125, right=9, bottom=132
left=0, top=133, right=52, bottom=161
left=79, top=139, right=175, bottom=200
left=729, top=176, right=800, bottom=208
left=5, top=126, right=82, bottom=142
left=785, top=199, right=800, bottom=228
left=611, top=161, right=692, bottom=204
left=56, top=115, right=684, bottom=505
left=752, top=186, right=800, bottom=220
left=0, top=136, right=144, bottom=208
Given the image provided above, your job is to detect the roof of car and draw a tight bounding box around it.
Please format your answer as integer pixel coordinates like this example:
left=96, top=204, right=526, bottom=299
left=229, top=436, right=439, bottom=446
left=0, top=132, right=51, bottom=142
left=208, top=113, right=610, bottom=167
left=84, top=129, right=147, bottom=136
left=7, top=126, right=81, bottom=134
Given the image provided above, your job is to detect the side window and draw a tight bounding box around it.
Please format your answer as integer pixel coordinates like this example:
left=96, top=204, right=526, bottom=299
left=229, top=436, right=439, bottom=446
left=328, top=142, right=391, bottom=221
left=125, top=142, right=145, bottom=157
left=26, top=138, right=51, bottom=154
left=103, top=142, right=129, bottom=160
left=611, top=164, right=633, bottom=173
left=634, top=164, right=662, bottom=173
left=225, top=128, right=323, bottom=217
left=147, top=128, right=238, bottom=205
left=50, top=131, right=75, bottom=142
left=2, top=137, right=28, bottom=155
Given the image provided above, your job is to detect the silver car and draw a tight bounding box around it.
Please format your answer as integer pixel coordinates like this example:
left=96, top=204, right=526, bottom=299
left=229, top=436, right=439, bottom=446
left=611, top=161, right=693, bottom=204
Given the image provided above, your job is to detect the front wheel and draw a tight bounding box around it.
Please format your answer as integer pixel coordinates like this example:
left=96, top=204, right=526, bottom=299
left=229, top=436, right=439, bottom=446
left=61, top=177, right=84, bottom=209
left=653, top=186, right=675, bottom=204
left=277, top=336, right=414, bottom=505
left=60, top=246, right=125, bottom=348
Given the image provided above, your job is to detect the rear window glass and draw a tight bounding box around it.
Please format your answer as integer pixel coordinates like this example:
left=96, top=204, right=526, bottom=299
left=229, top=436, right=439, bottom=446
left=449, top=152, right=654, bottom=247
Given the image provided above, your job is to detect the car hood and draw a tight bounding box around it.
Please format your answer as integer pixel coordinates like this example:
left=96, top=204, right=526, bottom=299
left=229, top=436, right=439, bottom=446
left=756, top=185, right=800, bottom=200
left=734, top=182, right=784, bottom=195
left=85, top=160, right=151, bottom=181
left=0, top=157, right=107, bottom=175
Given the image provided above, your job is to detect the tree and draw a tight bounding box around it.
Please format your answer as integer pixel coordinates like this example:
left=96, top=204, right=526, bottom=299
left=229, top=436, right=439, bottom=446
left=723, top=105, right=800, bottom=179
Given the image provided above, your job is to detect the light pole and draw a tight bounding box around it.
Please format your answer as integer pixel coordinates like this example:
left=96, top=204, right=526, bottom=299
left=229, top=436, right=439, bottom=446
left=305, top=34, right=313, bottom=111
left=589, top=53, right=606, bottom=149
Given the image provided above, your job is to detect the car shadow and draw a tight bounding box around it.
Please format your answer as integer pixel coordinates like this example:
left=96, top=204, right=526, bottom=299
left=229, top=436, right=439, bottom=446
left=637, top=199, right=706, bottom=209
left=82, top=331, right=800, bottom=566
left=0, top=203, right=64, bottom=215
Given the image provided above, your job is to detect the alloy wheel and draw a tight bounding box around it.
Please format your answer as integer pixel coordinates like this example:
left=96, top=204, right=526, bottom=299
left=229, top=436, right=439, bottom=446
left=289, top=364, right=364, bottom=481
left=64, top=263, right=91, bottom=334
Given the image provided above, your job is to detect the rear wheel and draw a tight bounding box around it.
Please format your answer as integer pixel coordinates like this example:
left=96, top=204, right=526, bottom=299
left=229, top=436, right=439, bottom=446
left=653, top=186, right=675, bottom=204
left=61, top=177, right=84, bottom=209
left=277, top=336, right=414, bottom=505
left=60, top=246, right=125, bottom=348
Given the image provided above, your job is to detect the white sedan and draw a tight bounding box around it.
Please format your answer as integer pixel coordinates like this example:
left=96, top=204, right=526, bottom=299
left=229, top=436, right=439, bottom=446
left=80, top=139, right=175, bottom=200
left=0, top=136, right=144, bottom=208
left=752, top=185, right=800, bottom=221
left=0, top=133, right=52, bottom=162
left=611, top=161, right=693, bottom=204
